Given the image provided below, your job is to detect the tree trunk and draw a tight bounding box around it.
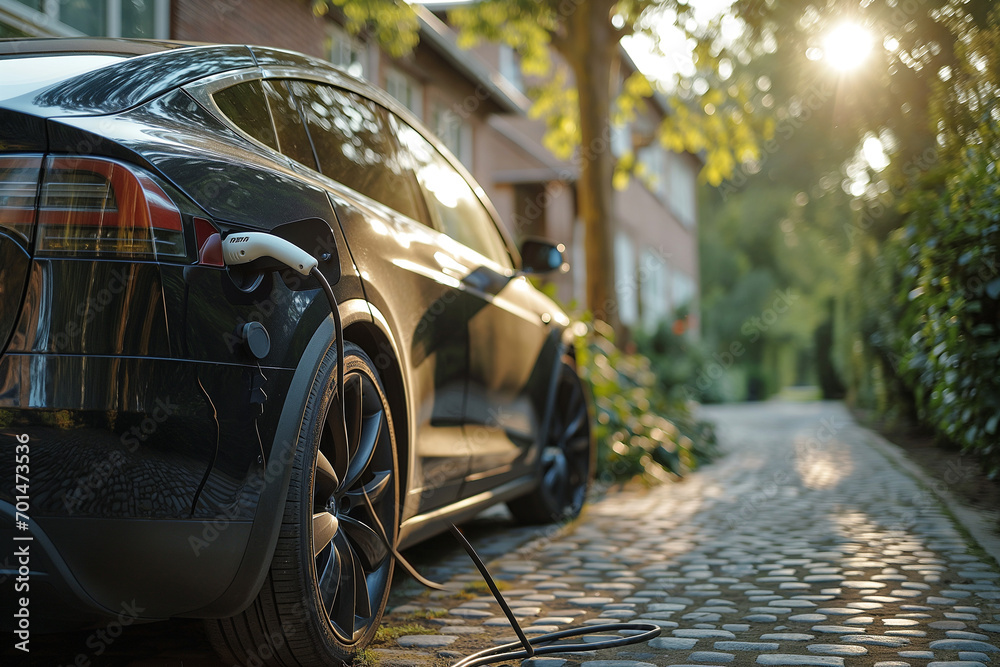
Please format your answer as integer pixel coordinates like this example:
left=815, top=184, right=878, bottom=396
left=560, top=0, right=621, bottom=335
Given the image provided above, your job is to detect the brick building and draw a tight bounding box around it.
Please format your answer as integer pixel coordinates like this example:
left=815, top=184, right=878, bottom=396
left=0, top=0, right=700, bottom=334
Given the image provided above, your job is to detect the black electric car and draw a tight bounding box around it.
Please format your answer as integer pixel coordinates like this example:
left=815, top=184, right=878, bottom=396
left=0, top=39, right=593, bottom=665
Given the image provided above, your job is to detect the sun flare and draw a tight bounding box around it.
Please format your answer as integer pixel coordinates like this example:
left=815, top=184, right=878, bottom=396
left=822, top=23, right=874, bottom=72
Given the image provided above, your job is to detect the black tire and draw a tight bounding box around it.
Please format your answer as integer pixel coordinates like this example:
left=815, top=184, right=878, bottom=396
left=207, top=342, right=399, bottom=666
left=507, top=360, right=594, bottom=524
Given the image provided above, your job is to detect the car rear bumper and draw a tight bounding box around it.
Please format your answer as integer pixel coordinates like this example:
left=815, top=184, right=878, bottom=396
left=0, top=500, right=252, bottom=631
left=0, top=352, right=296, bottom=622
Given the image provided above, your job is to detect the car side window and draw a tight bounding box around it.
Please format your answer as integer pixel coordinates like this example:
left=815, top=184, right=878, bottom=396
left=211, top=80, right=279, bottom=151
left=261, top=80, right=317, bottom=169
left=283, top=80, right=426, bottom=224
left=393, top=116, right=512, bottom=268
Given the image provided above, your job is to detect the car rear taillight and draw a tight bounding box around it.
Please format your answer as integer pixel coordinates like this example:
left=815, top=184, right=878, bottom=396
left=36, top=156, right=187, bottom=260
left=193, top=216, right=224, bottom=267
left=0, top=155, right=42, bottom=245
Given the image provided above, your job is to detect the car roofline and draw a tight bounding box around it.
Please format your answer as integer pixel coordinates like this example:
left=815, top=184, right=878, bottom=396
left=0, top=37, right=208, bottom=58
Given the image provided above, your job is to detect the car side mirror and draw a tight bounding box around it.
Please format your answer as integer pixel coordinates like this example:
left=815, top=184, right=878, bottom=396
left=520, top=238, right=565, bottom=274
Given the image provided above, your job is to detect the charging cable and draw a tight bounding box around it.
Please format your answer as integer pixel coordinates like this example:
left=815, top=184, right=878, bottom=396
left=223, top=232, right=345, bottom=427
left=223, top=232, right=661, bottom=665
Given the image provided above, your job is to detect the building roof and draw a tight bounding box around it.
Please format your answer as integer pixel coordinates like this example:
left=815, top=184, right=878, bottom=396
left=415, top=5, right=530, bottom=115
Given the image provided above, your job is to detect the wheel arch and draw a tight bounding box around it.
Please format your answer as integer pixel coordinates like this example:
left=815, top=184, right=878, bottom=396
left=342, top=315, right=411, bottom=514
left=184, top=300, right=402, bottom=619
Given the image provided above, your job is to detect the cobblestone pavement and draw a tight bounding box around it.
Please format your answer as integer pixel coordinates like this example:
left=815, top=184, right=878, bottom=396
left=377, top=401, right=1000, bottom=667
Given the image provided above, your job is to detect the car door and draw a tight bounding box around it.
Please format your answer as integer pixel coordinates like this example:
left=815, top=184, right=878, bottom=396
left=392, top=118, right=556, bottom=496
left=278, top=79, right=475, bottom=513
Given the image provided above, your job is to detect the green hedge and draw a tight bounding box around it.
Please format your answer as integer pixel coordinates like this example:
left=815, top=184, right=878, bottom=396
left=878, top=139, right=1000, bottom=476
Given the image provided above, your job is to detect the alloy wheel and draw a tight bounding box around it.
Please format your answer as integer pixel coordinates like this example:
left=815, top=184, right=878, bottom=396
left=311, top=369, right=396, bottom=643
left=539, top=366, right=592, bottom=521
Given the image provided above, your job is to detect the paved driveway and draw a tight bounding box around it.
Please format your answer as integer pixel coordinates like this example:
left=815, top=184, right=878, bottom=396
left=378, top=401, right=1000, bottom=667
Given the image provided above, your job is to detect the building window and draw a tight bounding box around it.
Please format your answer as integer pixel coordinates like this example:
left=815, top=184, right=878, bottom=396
left=384, top=67, right=423, bottom=120
left=573, top=219, right=586, bottom=306
left=614, top=231, right=638, bottom=327
left=328, top=23, right=368, bottom=80
left=432, top=102, right=472, bottom=167
left=640, top=249, right=670, bottom=333
left=512, top=183, right=547, bottom=241
left=672, top=271, right=695, bottom=311
left=638, top=144, right=668, bottom=201
left=669, top=153, right=697, bottom=228
left=498, top=45, right=523, bottom=92
left=611, top=121, right=631, bottom=158
left=6, top=0, right=169, bottom=38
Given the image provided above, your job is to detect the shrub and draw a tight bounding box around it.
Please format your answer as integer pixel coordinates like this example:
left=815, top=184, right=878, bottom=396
left=883, top=138, right=1000, bottom=476
left=633, top=318, right=722, bottom=403
left=577, top=322, right=718, bottom=483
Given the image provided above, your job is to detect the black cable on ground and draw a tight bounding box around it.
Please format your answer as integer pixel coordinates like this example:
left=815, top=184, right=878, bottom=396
left=309, top=264, right=662, bottom=666
left=450, top=622, right=663, bottom=667
left=447, top=524, right=661, bottom=667
left=449, top=524, right=534, bottom=656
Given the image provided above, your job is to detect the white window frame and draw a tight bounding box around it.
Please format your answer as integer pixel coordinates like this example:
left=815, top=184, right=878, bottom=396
left=384, top=66, right=423, bottom=120
left=432, top=102, right=472, bottom=167
left=672, top=271, right=695, bottom=311
left=2, top=0, right=169, bottom=38
left=669, top=152, right=697, bottom=228
left=640, top=248, right=669, bottom=333
left=614, top=231, right=639, bottom=327
left=572, top=219, right=586, bottom=306
left=639, top=143, right=668, bottom=201
left=498, top=45, right=523, bottom=92
left=611, top=121, right=631, bottom=158
left=328, top=22, right=369, bottom=80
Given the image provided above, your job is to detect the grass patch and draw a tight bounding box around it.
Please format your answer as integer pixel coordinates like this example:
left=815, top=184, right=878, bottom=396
left=372, top=623, right=437, bottom=644
left=353, top=648, right=379, bottom=667
left=403, top=608, right=448, bottom=620
left=461, top=580, right=508, bottom=595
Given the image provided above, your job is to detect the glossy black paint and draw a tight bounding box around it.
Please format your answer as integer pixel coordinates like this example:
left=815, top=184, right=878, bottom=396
left=0, top=235, right=30, bottom=352
left=0, top=39, right=576, bottom=629
left=9, top=44, right=256, bottom=117
left=0, top=109, right=46, bottom=150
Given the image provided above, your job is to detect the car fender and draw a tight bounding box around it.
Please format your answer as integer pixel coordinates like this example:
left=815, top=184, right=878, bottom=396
left=185, top=300, right=372, bottom=618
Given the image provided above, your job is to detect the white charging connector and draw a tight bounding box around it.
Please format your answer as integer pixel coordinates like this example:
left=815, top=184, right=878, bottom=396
left=222, top=232, right=318, bottom=276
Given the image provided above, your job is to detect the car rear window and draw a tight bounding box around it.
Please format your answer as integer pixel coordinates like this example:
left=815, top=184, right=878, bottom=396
left=285, top=80, right=427, bottom=224
left=212, top=80, right=280, bottom=151
left=262, top=80, right=316, bottom=168
left=0, top=54, right=124, bottom=102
